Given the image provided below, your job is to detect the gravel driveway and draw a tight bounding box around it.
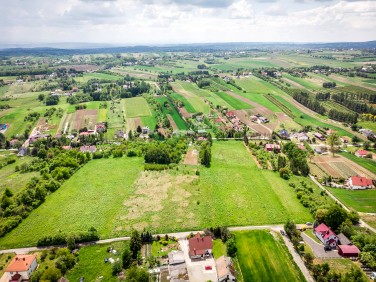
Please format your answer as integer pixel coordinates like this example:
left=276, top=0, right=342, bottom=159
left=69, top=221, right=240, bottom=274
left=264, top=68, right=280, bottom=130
left=302, top=232, right=341, bottom=258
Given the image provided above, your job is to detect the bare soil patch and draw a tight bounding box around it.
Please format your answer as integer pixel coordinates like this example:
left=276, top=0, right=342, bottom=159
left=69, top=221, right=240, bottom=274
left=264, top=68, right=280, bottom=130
left=183, top=149, right=199, bottom=165
left=179, top=107, right=192, bottom=119
left=72, top=109, right=98, bottom=130
left=167, top=115, right=178, bottom=131
left=127, top=117, right=142, bottom=131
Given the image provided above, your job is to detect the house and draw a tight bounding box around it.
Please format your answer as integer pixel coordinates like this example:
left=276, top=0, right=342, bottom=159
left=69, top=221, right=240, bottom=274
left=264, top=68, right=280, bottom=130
left=142, top=126, right=150, bottom=135
left=337, top=233, right=352, bottom=245
left=79, top=145, right=97, bottom=153
left=359, top=128, right=374, bottom=137
left=338, top=245, right=360, bottom=257
left=5, top=254, right=38, bottom=282
left=298, top=144, right=306, bottom=150
left=62, top=146, right=72, bottom=150
left=355, top=149, right=369, bottom=158
left=189, top=233, right=213, bottom=260
left=17, top=147, right=28, bottom=157
left=341, top=136, right=349, bottom=143
left=314, top=132, right=326, bottom=141
left=314, top=147, right=327, bottom=155
left=168, top=250, right=185, bottom=265
left=291, top=132, right=309, bottom=142
left=250, top=115, right=258, bottom=122
left=216, top=256, right=236, bottom=282
left=278, top=129, right=290, bottom=139
left=314, top=223, right=338, bottom=248
left=226, top=111, right=236, bottom=119
left=259, top=117, right=269, bottom=123
left=347, top=176, right=374, bottom=190
left=96, top=122, right=106, bottom=133
left=265, top=144, right=281, bottom=153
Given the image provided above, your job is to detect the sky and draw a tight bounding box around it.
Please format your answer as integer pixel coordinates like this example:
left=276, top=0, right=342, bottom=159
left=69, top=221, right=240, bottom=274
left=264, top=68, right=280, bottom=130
left=1, top=0, right=375, bottom=45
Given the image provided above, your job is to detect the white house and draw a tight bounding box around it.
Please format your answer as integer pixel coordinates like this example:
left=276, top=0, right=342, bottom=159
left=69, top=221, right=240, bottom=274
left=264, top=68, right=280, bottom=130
left=348, top=176, right=374, bottom=190
left=314, top=223, right=338, bottom=248
left=5, top=255, right=38, bottom=282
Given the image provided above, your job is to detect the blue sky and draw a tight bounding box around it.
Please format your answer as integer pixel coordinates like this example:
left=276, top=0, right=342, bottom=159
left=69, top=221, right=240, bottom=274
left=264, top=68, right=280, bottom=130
left=1, top=0, right=375, bottom=45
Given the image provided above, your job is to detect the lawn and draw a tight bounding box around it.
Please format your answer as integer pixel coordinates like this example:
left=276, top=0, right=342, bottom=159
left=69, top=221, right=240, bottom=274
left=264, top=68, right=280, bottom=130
left=213, top=92, right=251, bottom=110
left=212, top=239, right=226, bottom=259
left=339, top=152, right=376, bottom=174
left=124, top=97, right=152, bottom=118
left=67, top=241, right=126, bottom=282
left=235, top=230, right=306, bottom=282
left=327, top=188, right=376, bottom=213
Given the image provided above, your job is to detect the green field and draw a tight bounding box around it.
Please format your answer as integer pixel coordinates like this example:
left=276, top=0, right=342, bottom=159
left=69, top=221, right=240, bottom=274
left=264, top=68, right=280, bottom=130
left=0, top=157, right=143, bottom=248
left=124, top=97, right=152, bottom=118
left=169, top=92, right=196, bottom=113
left=75, top=72, right=123, bottom=83
left=156, top=96, right=188, bottom=130
left=213, top=92, right=251, bottom=110
left=327, top=188, right=376, bottom=213
left=235, top=230, right=306, bottom=282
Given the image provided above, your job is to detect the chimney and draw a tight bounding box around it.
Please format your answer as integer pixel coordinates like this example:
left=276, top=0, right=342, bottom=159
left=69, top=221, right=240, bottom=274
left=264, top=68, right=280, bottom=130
left=23, top=258, right=26, bottom=261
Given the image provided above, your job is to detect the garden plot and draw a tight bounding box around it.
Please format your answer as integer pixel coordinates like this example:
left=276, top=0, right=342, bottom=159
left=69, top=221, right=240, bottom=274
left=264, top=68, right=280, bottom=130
left=71, top=109, right=98, bottom=131
left=183, top=149, right=199, bottom=165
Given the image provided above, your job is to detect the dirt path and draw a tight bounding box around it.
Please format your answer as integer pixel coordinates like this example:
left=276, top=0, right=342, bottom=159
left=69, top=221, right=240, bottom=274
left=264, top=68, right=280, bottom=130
left=244, top=143, right=262, bottom=168
left=183, top=149, right=199, bottom=165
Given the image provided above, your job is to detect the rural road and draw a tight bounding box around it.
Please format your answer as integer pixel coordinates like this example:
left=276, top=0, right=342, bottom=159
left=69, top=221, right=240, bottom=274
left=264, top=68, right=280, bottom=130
left=310, top=175, right=376, bottom=234
left=0, top=225, right=284, bottom=254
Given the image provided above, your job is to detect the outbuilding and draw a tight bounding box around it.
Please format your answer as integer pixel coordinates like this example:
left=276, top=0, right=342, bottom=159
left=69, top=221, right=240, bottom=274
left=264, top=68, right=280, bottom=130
left=338, top=245, right=360, bottom=257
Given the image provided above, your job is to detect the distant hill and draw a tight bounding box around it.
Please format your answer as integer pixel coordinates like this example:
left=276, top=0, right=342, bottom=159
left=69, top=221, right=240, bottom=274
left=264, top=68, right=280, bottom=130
left=0, top=41, right=375, bottom=56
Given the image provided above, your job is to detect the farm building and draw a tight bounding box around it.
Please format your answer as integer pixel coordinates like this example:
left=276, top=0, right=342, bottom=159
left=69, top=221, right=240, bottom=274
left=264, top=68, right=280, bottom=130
left=313, top=132, right=326, bottom=141
left=355, top=149, right=370, bottom=158
left=265, top=144, right=281, bottom=153
left=168, top=250, right=185, bottom=265
left=341, top=136, right=349, bottom=143
left=338, top=245, right=360, bottom=257
left=291, top=132, right=309, bottom=142
left=314, top=223, right=338, bottom=248
left=79, top=145, right=97, bottom=153
left=347, top=176, right=374, bottom=190
left=226, top=111, right=236, bottom=118
left=5, top=255, right=38, bottom=282
left=189, top=233, right=213, bottom=260
left=216, top=256, right=236, bottom=282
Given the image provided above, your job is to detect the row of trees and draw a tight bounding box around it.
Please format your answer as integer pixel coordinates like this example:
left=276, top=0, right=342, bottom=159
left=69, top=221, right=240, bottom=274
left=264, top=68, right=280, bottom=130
left=328, top=109, right=358, bottom=124
left=293, top=92, right=326, bottom=115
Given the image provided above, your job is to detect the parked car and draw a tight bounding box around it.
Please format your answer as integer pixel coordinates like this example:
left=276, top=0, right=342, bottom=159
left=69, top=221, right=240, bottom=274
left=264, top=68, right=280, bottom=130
left=280, top=230, right=285, bottom=236
left=324, top=245, right=332, bottom=251
left=306, top=222, right=313, bottom=226
left=205, top=265, right=212, bottom=271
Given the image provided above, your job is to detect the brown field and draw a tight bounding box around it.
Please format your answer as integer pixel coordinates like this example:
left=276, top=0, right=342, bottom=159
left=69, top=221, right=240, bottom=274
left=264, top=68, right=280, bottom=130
left=234, top=110, right=273, bottom=136
left=167, top=115, right=178, bottom=131
left=127, top=117, right=142, bottom=132
left=111, top=68, right=158, bottom=79
left=179, top=107, right=192, bottom=119
left=312, top=155, right=376, bottom=179
left=183, top=149, right=199, bottom=165
left=72, top=109, right=98, bottom=130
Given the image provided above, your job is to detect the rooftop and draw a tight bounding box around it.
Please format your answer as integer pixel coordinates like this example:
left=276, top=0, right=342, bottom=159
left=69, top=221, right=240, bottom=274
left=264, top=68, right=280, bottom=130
left=5, top=255, right=36, bottom=272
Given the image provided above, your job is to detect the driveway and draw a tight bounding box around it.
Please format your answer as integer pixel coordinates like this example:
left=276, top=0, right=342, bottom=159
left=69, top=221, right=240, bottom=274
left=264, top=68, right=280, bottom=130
left=301, top=232, right=340, bottom=259
left=179, top=239, right=218, bottom=282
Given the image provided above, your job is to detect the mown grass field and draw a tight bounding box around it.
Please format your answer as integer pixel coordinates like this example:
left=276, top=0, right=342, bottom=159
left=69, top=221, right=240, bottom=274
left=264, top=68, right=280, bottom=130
left=124, top=97, right=151, bottom=118
left=327, top=188, right=376, bottom=213
left=213, top=92, right=251, bottom=110
left=235, top=230, right=305, bottom=282
left=169, top=92, right=196, bottom=113
left=0, top=141, right=314, bottom=249
left=0, top=157, right=143, bottom=248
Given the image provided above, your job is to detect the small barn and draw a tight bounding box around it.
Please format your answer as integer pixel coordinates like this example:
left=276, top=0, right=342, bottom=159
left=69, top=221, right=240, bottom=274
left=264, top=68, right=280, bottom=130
left=338, top=245, right=360, bottom=257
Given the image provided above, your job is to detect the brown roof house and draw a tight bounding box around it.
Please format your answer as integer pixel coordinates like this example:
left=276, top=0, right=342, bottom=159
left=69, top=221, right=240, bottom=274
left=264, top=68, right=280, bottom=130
left=5, top=255, right=38, bottom=282
left=216, top=256, right=236, bottom=282
left=189, top=233, right=213, bottom=260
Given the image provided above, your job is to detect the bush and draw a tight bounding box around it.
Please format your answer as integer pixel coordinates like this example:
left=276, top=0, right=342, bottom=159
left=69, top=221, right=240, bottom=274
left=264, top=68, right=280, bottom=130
left=112, top=149, right=123, bottom=158
left=279, top=167, right=290, bottom=180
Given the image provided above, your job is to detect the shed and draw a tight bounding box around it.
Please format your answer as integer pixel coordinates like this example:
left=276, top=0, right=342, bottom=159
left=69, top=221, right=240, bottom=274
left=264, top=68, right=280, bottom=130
left=338, top=245, right=360, bottom=257
left=337, top=233, right=351, bottom=245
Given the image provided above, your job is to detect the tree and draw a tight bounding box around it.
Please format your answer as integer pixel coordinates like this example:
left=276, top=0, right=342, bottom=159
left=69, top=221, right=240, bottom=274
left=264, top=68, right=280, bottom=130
left=130, top=230, right=142, bottom=259
left=126, top=266, right=149, bottom=282
left=122, top=248, right=132, bottom=269
left=324, top=205, right=348, bottom=231
left=304, top=252, right=314, bottom=269
left=342, top=267, right=368, bottom=282
left=279, top=167, right=290, bottom=180
left=363, top=141, right=371, bottom=150
left=66, top=235, right=76, bottom=251
left=327, top=132, right=340, bottom=157
left=38, top=93, right=45, bottom=101
left=200, top=142, right=211, bottom=167
left=40, top=267, right=62, bottom=282
left=226, top=238, right=237, bottom=257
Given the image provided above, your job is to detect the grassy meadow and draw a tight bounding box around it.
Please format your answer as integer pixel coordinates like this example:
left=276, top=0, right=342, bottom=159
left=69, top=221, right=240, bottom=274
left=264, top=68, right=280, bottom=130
left=235, top=230, right=306, bottom=282
left=327, top=188, right=376, bottom=213
left=124, top=96, right=152, bottom=118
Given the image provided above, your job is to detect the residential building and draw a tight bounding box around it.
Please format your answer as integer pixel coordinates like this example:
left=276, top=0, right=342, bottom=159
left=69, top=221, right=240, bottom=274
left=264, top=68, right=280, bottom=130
left=189, top=233, right=213, bottom=260
left=347, top=176, right=374, bottom=190
left=265, top=144, right=281, bottom=153
left=278, top=129, right=290, bottom=139
left=314, top=223, right=338, bottom=248
left=355, top=149, right=370, bottom=158
left=79, top=145, right=97, bottom=153
left=142, top=126, right=150, bottom=135
left=5, top=255, right=38, bottom=282
left=313, top=132, right=326, bottom=141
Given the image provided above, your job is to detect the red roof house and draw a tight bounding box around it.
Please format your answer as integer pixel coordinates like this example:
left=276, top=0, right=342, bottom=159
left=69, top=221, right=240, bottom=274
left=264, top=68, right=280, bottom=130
left=338, top=245, right=360, bottom=257
left=265, top=144, right=281, bottom=153
left=314, top=223, right=338, bottom=248
left=355, top=149, right=369, bottom=158
left=5, top=255, right=38, bottom=281
left=348, top=176, right=374, bottom=190
left=226, top=111, right=235, bottom=118
left=189, top=233, right=213, bottom=260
